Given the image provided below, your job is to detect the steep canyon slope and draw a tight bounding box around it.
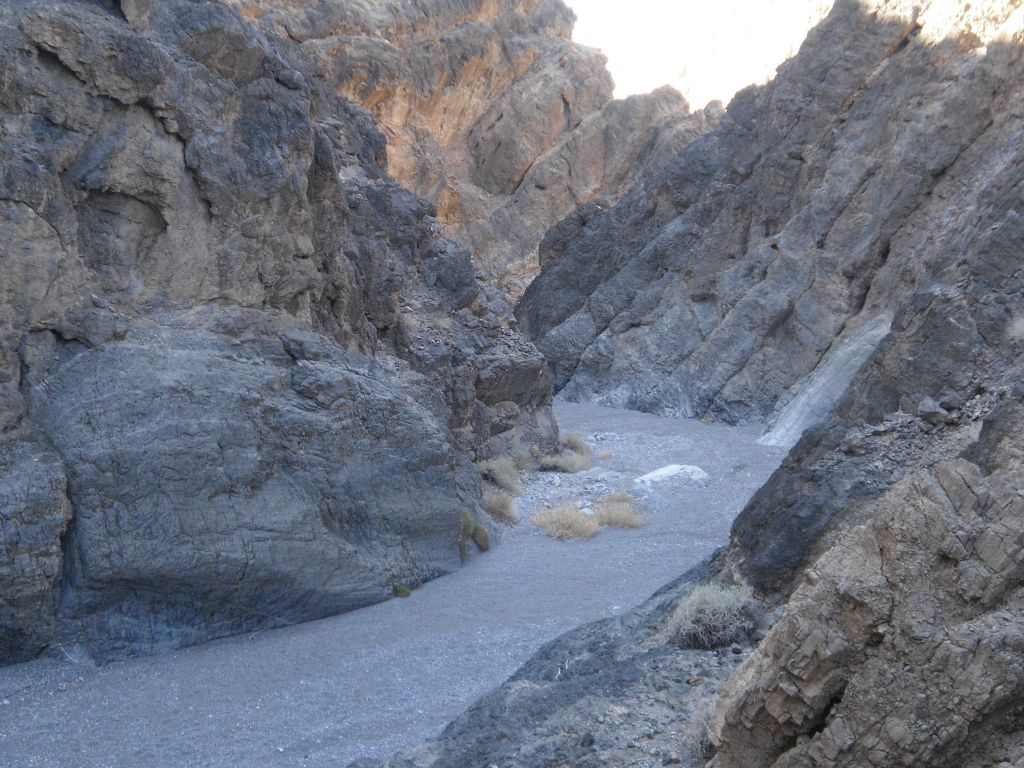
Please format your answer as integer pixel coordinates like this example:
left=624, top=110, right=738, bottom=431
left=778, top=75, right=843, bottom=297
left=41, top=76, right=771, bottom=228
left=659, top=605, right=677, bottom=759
left=366, top=1, right=1024, bottom=766
left=0, top=0, right=556, bottom=664
left=231, top=0, right=716, bottom=294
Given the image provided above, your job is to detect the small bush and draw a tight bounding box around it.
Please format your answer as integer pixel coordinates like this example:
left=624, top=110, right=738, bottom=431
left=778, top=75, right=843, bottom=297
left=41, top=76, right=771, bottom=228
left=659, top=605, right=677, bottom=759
left=459, top=508, right=491, bottom=561
left=512, top=441, right=542, bottom=470
left=593, top=491, right=647, bottom=529
left=533, top=504, right=600, bottom=540
left=684, top=696, right=716, bottom=762
left=539, top=433, right=593, bottom=473
left=669, top=583, right=761, bottom=650
left=393, top=585, right=412, bottom=598
left=483, top=488, right=518, bottom=524
left=476, top=457, right=522, bottom=496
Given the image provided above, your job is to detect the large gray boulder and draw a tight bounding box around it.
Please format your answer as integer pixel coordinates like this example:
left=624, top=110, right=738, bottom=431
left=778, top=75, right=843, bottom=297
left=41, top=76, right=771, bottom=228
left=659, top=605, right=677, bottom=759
left=0, top=0, right=555, bottom=663
left=28, top=314, right=476, bottom=661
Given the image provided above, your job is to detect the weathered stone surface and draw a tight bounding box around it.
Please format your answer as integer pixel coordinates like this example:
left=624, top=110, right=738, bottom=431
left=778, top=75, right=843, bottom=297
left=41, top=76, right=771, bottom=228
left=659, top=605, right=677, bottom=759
left=0, top=442, right=72, bottom=663
left=362, top=2, right=1024, bottom=766
left=518, top=0, right=1024, bottom=427
left=711, top=401, right=1024, bottom=768
left=29, top=314, right=479, bottom=661
left=234, top=0, right=715, bottom=294
left=0, top=0, right=554, bottom=662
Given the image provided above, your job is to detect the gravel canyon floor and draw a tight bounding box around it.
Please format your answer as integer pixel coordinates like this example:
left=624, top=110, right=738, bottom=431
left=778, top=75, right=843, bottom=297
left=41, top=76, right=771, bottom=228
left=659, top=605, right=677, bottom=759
left=0, top=401, right=786, bottom=768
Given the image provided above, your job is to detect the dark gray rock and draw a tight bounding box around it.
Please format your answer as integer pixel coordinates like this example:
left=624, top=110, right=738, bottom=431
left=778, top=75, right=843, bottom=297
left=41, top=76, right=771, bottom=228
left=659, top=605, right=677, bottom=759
left=0, top=0, right=554, bottom=663
left=517, top=0, right=1021, bottom=430
left=29, top=314, right=475, bottom=661
left=0, top=442, right=72, bottom=663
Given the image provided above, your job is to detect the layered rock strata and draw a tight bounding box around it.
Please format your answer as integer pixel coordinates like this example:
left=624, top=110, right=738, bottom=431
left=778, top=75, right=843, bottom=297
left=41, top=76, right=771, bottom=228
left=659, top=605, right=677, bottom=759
left=0, top=0, right=555, bottom=663
left=232, top=0, right=715, bottom=294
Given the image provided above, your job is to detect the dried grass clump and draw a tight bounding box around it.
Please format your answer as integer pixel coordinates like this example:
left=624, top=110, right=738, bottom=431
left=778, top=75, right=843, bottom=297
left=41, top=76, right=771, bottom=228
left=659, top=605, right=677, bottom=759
left=593, top=491, right=647, bottom=529
left=684, top=696, right=716, bottom=762
left=532, top=504, right=600, bottom=540
left=483, top=488, right=518, bottom=525
left=476, top=457, right=522, bottom=496
left=669, top=583, right=762, bottom=650
left=539, top=433, right=593, bottom=473
left=511, top=440, right=542, bottom=470
left=459, top=508, right=491, bottom=561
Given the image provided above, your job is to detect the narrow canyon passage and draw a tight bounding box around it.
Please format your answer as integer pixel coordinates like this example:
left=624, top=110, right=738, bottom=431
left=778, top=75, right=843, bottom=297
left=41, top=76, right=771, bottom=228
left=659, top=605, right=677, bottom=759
left=0, top=402, right=786, bottom=768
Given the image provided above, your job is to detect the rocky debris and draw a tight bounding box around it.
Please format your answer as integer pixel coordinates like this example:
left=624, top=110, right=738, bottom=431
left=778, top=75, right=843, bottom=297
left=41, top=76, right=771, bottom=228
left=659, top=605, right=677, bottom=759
left=0, top=0, right=554, bottom=663
left=235, top=0, right=715, bottom=295
left=517, top=0, right=1024, bottom=428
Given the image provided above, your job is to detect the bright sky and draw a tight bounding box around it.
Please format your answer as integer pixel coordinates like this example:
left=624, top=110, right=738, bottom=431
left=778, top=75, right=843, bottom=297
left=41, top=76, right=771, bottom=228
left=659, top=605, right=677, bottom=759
left=568, top=0, right=835, bottom=107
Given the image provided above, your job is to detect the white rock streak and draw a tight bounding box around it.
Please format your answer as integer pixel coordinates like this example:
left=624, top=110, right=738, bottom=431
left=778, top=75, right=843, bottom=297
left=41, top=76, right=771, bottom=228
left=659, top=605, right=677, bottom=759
left=634, top=464, right=711, bottom=486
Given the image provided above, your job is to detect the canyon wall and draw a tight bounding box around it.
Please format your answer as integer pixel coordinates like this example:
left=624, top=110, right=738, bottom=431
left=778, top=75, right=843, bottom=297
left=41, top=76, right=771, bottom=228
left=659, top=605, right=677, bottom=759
left=518, top=0, right=1024, bottom=427
left=0, top=0, right=556, bottom=663
left=231, top=0, right=715, bottom=294
left=364, top=1, right=1024, bottom=766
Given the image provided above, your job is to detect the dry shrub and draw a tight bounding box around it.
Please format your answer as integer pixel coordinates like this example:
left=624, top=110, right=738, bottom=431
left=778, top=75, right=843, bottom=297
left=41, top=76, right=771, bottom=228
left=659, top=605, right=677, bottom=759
left=533, top=504, right=600, bottom=540
left=476, top=457, right=522, bottom=496
left=483, top=488, right=518, bottom=524
left=593, top=491, right=647, bottom=529
left=459, top=508, right=491, bottom=561
left=511, top=440, right=542, bottom=470
left=539, top=433, right=593, bottom=473
left=684, top=696, right=716, bottom=762
left=598, top=449, right=614, bottom=461
left=669, top=583, right=762, bottom=650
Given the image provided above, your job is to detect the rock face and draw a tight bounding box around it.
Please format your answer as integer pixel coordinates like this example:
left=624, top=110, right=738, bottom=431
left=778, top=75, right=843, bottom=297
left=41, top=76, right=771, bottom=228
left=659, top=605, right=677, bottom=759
left=712, top=400, right=1024, bottom=767
left=517, top=0, right=1024, bottom=426
left=233, top=0, right=715, bottom=294
left=0, top=0, right=555, bottom=663
left=360, top=2, right=1024, bottom=766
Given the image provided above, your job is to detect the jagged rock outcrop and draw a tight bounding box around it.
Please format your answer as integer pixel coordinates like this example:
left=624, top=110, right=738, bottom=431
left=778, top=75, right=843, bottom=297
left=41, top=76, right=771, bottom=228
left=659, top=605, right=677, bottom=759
left=232, top=0, right=715, bottom=294
left=712, top=399, right=1024, bottom=767
left=0, top=0, right=555, bottom=663
left=361, top=2, right=1024, bottom=766
left=518, top=0, right=1024, bottom=427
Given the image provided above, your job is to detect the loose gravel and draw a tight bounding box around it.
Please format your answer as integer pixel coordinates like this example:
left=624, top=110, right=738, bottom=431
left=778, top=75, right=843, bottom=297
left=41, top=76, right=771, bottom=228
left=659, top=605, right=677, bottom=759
left=0, top=400, right=786, bottom=768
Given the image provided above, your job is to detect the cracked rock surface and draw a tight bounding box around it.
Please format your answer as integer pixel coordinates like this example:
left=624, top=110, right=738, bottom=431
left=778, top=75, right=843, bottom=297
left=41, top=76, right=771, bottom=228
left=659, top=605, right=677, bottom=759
left=518, top=0, right=1024, bottom=427
left=0, top=0, right=555, bottom=663
left=233, top=0, right=716, bottom=295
